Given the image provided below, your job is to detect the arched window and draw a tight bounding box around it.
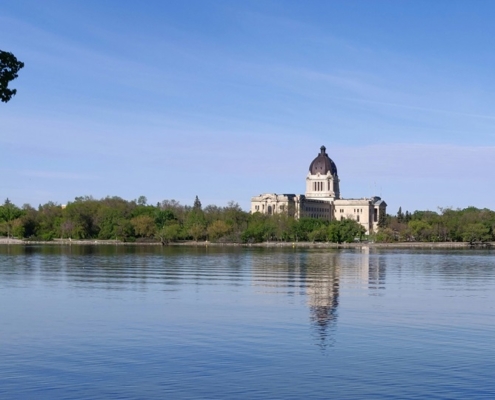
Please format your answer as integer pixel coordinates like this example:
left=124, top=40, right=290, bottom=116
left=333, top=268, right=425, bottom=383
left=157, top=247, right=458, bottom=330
left=268, top=205, right=272, bottom=215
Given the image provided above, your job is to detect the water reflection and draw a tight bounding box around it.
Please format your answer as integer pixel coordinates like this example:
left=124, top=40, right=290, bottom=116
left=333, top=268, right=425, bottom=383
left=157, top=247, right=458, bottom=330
left=0, top=246, right=390, bottom=348
left=250, top=251, right=341, bottom=348
left=2, top=245, right=495, bottom=399
left=1, top=245, right=494, bottom=350
left=304, top=253, right=340, bottom=349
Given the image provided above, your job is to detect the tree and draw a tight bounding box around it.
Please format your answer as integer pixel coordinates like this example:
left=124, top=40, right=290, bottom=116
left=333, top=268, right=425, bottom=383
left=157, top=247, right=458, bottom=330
left=461, top=223, right=491, bottom=244
left=193, top=195, right=202, bottom=211
left=408, top=220, right=433, bottom=242
left=0, top=51, right=24, bottom=103
left=0, top=198, right=23, bottom=237
left=157, top=223, right=181, bottom=243
left=397, top=207, right=404, bottom=224
left=378, top=210, right=387, bottom=229
left=130, top=215, right=156, bottom=238
left=207, top=220, right=231, bottom=241
left=336, top=219, right=366, bottom=243
left=188, top=223, right=205, bottom=241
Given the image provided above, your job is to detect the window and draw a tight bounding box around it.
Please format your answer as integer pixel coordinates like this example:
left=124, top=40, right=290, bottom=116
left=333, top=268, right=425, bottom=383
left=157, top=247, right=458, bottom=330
left=357, top=215, right=360, bottom=222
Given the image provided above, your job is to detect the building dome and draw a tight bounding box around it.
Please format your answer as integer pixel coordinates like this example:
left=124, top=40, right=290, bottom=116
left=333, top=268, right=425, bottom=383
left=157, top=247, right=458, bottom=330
left=309, top=146, right=338, bottom=175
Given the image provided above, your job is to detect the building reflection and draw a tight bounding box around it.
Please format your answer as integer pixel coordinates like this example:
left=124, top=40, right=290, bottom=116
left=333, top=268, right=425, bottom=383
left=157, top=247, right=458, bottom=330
left=250, top=250, right=341, bottom=349
left=366, top=248, right=386, bottom=293
left=304, top=252, right=340, bottom=349
left=250, top=248, right=387, bottom=349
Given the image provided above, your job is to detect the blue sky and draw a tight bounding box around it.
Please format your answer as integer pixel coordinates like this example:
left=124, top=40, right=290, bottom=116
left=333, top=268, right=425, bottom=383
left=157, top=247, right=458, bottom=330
left=1, top=1, right=495, bottom=213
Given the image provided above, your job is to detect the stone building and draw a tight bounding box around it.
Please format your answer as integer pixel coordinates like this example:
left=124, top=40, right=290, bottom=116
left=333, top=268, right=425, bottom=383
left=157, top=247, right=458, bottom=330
left=250, top=146, right=386, bottom=234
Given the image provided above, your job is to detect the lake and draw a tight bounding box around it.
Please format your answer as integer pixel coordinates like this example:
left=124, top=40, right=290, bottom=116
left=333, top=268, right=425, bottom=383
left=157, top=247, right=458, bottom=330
left=1, top=245, right=494, bottom=399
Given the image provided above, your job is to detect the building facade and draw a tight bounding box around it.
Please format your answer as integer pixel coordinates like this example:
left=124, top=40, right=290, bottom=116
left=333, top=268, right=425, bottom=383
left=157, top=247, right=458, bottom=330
left=250, top=146, right=386, bottom=234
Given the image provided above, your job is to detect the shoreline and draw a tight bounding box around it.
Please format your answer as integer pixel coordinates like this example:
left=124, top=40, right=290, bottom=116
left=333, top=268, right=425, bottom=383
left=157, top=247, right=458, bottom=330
left=0, top=238, right=493, bottom=249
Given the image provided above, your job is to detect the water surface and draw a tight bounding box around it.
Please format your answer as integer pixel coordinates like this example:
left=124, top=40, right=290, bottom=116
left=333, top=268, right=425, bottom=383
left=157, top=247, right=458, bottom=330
left=1, top=245, right=494, bottom=399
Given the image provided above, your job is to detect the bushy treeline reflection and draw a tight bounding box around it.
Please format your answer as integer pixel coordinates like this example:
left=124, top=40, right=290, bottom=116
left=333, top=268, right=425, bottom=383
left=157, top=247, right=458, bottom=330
left=1, top=196, right=494, bottom=243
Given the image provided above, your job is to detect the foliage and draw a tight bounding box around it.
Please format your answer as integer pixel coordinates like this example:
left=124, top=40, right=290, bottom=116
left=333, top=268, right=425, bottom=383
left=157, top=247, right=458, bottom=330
left=207, top=220, right=231, bottom=241
left=0, top=50, right=24, bottom=103
left=2, top=196, right=495, bottom=244
left=157, top=223, right=181, bottom=243
left=0, top=198, right=23, bottom=237
left=375, top=206, right=495, bottom=243
left=131, top=215, right=156, bottom=238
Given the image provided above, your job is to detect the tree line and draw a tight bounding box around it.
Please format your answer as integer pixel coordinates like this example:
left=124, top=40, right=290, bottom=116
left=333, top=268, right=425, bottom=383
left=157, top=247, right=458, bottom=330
left=0, top=196, right=364, bottom=243
left=0, top=197, right=494, bottom=244
left=377, top=206, right=495, bottom=244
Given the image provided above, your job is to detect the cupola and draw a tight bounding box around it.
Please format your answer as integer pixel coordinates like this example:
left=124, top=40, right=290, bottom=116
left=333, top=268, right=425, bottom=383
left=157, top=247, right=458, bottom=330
left=309, top=146, right=338, bottom=176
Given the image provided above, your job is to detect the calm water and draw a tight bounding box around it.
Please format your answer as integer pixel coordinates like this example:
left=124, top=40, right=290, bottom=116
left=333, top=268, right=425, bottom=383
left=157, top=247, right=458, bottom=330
left=1, top=245, right=494, bottom=399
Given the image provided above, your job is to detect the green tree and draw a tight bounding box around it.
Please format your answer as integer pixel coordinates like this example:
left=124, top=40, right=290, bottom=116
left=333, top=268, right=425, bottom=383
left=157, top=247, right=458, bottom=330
left=130, top=215, right=156, bottom=238
left=338, top=219, right=366, bottom=243
left=36, top=202, right=63, bottom=240
left=65, top=197, right=101, bottom=239
left=308, top=226, right=327, bottom=242
left=378, top=210, right=388, bottom=228
left=289, top=217, right=324, bottom=242
left=59, top=219, right=84, bottom=239
left=241, top=212, right=274, bottom=243
left=207, top=220, right=231, bottom=241
left=184, top=196, right=206, bottom=240
left=193, top=195, right=202, bottom=211
left=19, top=204, right=38, bottom=238
left=461, top=223, right=491, bottom=244
left=0, top=51, right=24, bottom=103
left=375, top=227, right=395, bottom=243
left=11, top=218, right=25, bottom=238
left=188, top=223, right=205, bottom=241
left=223, top=201, right=248, bottom=232
left=155, top=209, right=177, bottom=228
left=408, top=220, right=433, bottom=241
left=157, top=223, right=181, bottom=243
left=0, top=198, right=23, bottom=237
left=327, top=221, right=342, bottom=243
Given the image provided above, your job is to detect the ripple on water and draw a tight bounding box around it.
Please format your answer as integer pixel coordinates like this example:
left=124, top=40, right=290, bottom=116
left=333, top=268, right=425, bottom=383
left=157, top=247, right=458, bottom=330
left=0, top=246, right=495, bottom=399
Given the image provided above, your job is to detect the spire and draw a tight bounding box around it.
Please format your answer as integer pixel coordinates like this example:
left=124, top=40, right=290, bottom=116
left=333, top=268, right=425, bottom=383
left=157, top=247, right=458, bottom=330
left=320, top=145, right=326, bottom=155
